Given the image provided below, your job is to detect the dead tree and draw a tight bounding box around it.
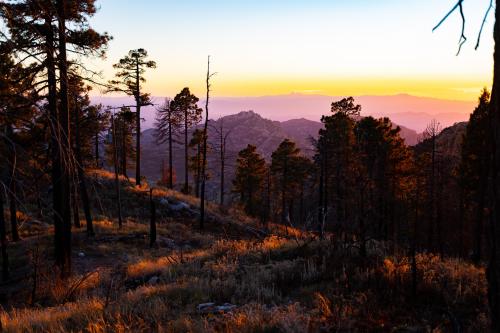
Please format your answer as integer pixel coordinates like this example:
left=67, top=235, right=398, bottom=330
left=108, top=49, right=156, bottom=186
left=111, top=114, right=123, bottom=228
left=200, top=56, right=215, bottom=229
left=210, top=118, right=232, bottom=206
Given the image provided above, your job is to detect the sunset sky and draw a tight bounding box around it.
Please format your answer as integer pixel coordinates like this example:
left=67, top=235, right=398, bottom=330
left=89, top=0, right=495, bottom=101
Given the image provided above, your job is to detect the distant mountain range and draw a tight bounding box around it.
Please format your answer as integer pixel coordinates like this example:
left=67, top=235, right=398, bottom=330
left=140, top=111, right=419, bottom=196
left=92, top=93, right=476, bottom=133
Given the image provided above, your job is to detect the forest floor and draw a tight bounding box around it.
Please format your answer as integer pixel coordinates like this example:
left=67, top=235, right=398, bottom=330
left=0, top=170, right=490, bottom=332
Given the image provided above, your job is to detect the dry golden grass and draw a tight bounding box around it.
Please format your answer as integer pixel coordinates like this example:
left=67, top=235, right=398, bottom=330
left=0, top=170, right=490, bottom=332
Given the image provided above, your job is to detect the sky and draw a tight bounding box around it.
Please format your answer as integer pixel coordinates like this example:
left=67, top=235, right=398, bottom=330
left=87, top=0, right=496, bottom=101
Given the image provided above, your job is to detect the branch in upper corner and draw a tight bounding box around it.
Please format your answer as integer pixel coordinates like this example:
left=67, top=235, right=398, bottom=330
left=432, top=0, right=467, bottom=55
left=475, top=0, right=494, bottom=50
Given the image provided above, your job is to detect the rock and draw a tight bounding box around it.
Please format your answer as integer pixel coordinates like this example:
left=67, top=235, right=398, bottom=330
left=157, top=237, right=176, bottom=249
left=147, top=276, right=160, bottom=285
left=197, top=302, right=237, bottom=314
left=170, top=201, right=190, bottom=212
left=217, top=303, right=237, bottom=312
left=197, top=302, right=216, bottom=312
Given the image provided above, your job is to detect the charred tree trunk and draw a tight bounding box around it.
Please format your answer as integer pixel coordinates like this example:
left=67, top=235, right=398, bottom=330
left=56, top=0, right=73, bottom=277
left=199, top=56, right=211, bottom=230
left=111, top=115, right=123, bottom=229
left=168, top=119, right=173, bottom=189
left=72, top=187, right=81, bottom=228
left=488, top=2, right=500, bottom=329
left=7, top=124, right=19, bottom=242
left=281, top=156, right=288, bottom=226
left=150, top=189, right=156, bottom=247
left=135, top=59, right=142, bottom=186
left=73, top=95, right=94, bottom=236
left=195, top=143, right=201, bottom=198
left=46, top=16, right=65, bottom=276
left=183, top=110, right=189, bottom=194
left=0, top=189, right=9, bottom=281
left=220, top=131, right=225, bottom=206
left=121, top=121, right=127, bottom=178
left=95, top=131, right=100, bottom=169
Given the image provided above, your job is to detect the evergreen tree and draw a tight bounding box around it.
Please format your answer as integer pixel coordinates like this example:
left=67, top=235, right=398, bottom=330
left=459, top=89, right=491, bottom=263
left=233, top=144, right=267, bottom=217
left=271, top=139, right=311, bottom=226
left=172, top=88, right=202, bottom=194
left=316, top=97, right=359, bottom=230
left=105, top=107, right=135, bottom=177
left=154, top=98, right=182, bottom=189
left=109, top=49, right=156, bottom=186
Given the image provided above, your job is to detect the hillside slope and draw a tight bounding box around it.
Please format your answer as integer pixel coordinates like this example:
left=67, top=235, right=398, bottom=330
left=0, top=170, right=488, bottom=332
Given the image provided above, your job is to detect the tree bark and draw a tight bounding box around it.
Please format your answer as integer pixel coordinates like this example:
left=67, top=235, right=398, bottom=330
left=220, top=126, right=225, bottom=206
left=111, top=115, right=123, bottom=229
left=135, top=60, right=141, bottom=186
left=46, top=16, right=64, bottom=277
left=72, top=187, right=81, bottom=228
left=150, top=189, right=156, bottom=247
left=95, top=131, right=99, bottom=169
left=56, top=0, right=72, bottom=277
left=168, top=117, right=173, bottom=189
left=199, top=56, right=211, bottom=230
left=74, top=95, right=94, bottom=236
left=184, top=109, right=189, bottom=194
left=488, top=2, right=500, bottom=329
left=0, top=190, right=9, bottom=281
left=7, top=124, right=19, bottom=242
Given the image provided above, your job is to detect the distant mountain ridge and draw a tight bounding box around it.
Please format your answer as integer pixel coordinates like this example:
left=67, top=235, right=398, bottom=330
left=140, top=111, right=419, bottom=188
left=91, top=93, right=476, bottom=133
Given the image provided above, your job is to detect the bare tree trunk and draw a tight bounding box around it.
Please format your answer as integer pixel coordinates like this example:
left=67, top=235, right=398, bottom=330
left=200, top=56, right=211, bottom=230
left=46, top=15, right=65, bottom=277
left=111, top=115, right=123, bottom=229
left=135, top=60, right=142, bottom=186
left=0, top=189, right=9, bottom=281
left=121, top=121, right=127, bottom=178
left=184, top=110, right=189, bottom=194
left=168, top=119, right=173, bottom=189
left=150, top=189, right=156, bottom=247
left=488, top=2, right=500, bottom=329
left=56, top=0, right=72, bottom=277
left=281, top=156, right=288, bottom=226
left=95, top=131, right=99, bottom=169
left=7, top=124, right=19, bottom=242
left=195, top=143, right=201, bottom=198
left=220, top=127, right=225, bottom=206
left=72, top=187, right=81, bottom=228
left=73, top=95, right=94, bottom=236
